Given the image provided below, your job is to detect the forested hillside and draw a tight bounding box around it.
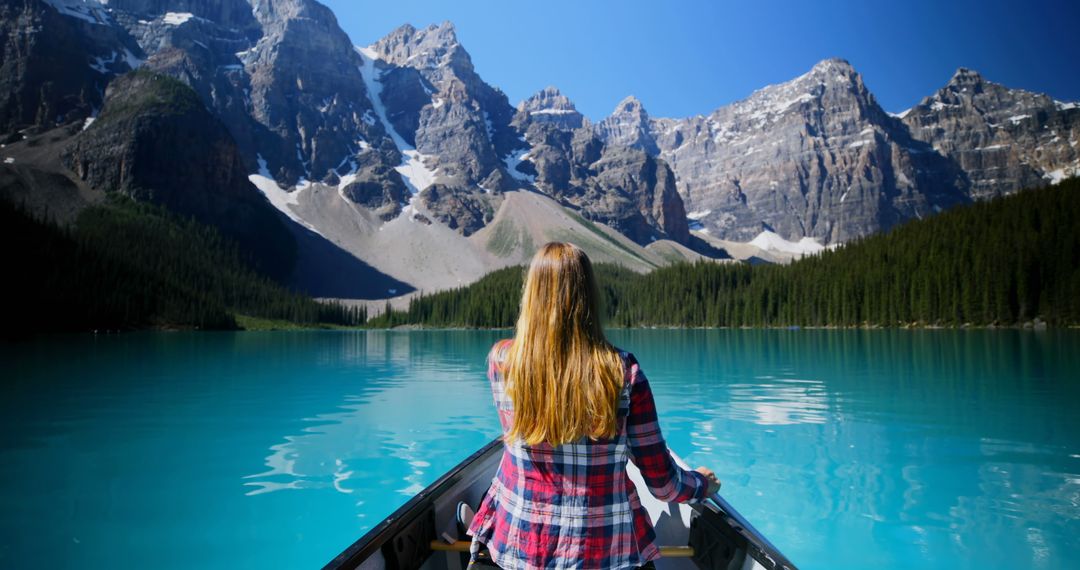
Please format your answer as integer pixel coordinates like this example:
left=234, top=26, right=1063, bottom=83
left=371, top=179, right=1080, bottom=328
left=6, top=197, right=364, bottom=336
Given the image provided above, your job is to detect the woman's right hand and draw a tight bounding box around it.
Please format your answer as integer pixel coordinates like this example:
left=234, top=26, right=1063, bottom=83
left=695, top=467, right=721, bottom=496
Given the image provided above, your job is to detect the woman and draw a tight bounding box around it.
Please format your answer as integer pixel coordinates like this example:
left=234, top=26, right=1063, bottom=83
left=466, top=242, right=722, bottom=570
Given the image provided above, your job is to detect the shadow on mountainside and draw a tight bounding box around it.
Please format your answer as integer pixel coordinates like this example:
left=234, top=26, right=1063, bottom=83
left=686, top=234, right=732, bottom=259
left=283, top=217, right=416, bottom=300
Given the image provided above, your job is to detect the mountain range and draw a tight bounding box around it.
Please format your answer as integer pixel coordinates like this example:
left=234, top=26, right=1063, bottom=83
left=2, top=0, right=1077, bottom=299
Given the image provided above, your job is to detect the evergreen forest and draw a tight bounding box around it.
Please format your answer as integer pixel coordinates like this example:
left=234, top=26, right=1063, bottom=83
left=6, top=196, right=365, bottom=336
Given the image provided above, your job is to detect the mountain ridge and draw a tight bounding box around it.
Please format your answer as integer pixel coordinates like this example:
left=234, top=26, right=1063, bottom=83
left=2, top=1, right=1077, bottom=300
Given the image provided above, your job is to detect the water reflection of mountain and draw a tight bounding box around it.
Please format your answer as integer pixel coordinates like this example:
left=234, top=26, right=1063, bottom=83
left=242, top=331, right=502, bottom=514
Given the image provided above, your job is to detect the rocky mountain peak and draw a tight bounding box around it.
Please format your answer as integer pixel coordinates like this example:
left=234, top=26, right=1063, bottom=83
left=811, top=57, right=854, bottom=72
left=517, top=86, right=586, bottom=130
left=594, top=95, right=658, bottom=154
left=708, top=57, right=879, bottom=131
left=519, top=86, right=576, bottom=112
left=372, top=20, right=467, bottom=71
left=795, top=58, right=865, bottom=94
left=614, top=95, right=647, bottom=115
left=948, top=67, right=985, bottom=86
left=902, top=68, right=1078, bottom=200
left=917, top=66, right=1053, bottom=116
left=252, top=0, right=365, bottom=29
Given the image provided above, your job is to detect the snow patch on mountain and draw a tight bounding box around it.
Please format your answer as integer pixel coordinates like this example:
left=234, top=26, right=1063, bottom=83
left=749, top=230, right=827, bottom=256
left=43, top=0, right=111, bottom=25
left=249, top=154, right=322, bottom=235
left=88, top=49, right=142, bottom=74
left=502, top=147, right=535, bottom=184
left=356, top=46, right=438, bottom=195
left=162, top=12, right=194, bottom=26
left=1044, top=163, right=1079, bottom=184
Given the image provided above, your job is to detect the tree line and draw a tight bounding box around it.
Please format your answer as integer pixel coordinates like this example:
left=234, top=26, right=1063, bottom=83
left=6, top=196, right=365, bottom=336
left=369, top=178, right=1080, bottom=328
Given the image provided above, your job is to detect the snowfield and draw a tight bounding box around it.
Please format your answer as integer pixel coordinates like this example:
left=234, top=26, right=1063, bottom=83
left=749, top=230, right=828, bottom=255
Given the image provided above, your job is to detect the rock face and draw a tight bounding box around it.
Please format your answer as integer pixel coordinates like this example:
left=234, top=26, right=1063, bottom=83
left=0, top=0, right=142, bottom=136
left=371, top=22, right=521, bottom=177
left=61, top=70, right=295, bottom=278
left=598, top=59, right=969, bottom=243
left=902, top=68, right=1080, bottom=199
left=243, top=0, right=397, bottom=187
left=514, top=93, right=689, bottom=244
left=363, top=22, right=517, bottom=234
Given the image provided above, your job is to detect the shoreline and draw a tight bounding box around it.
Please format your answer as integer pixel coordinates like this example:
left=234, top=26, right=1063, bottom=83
left=9, top=322, right=1076, bottom=339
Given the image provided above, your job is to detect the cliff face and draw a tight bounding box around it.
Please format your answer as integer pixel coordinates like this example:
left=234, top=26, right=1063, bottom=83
left=61, top=71, right=295, bottom=278
left=516, top=101, right=688, bottom=244
left=902, top=68, right=1080, bottom=199
left=356, top=22, right=690, bottom=242
left=0, top=0, right=142, bottom=136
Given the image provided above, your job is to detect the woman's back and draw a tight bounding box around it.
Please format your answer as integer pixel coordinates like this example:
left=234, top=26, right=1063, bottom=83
left=466, top=243, right=717, bottom=570
left=467, top=340, right=708, bottom=570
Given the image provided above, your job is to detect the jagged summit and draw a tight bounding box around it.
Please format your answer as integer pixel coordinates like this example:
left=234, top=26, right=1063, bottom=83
left=614, top=95, right=647, bottom=114
left=949, top=67, right=985, bottom=83
left=517, top=86, right=586, bottom=130
left=372, top=21, right=467, bottom=70
left=811, top=57, right=854, bottom=72
left=594, top=95, right=658, bottom=154
left=797, top=58, right=862, bottom=87
left=902, top=67, right=1078, bottom=200
left=519, top=86, right=578, bottom=112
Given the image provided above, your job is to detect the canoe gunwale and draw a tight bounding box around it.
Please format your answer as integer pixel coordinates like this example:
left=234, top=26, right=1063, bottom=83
left=699, top=495, right=798, bottom=570
left=322, top=438, right=504, bottom=570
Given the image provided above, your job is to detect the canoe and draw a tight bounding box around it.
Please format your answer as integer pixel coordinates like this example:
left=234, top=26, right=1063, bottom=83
left=324, top=438, right=798, bottom=570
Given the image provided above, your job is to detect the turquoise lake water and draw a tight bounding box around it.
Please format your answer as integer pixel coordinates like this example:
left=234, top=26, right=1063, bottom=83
left=1, top=330, right=1078, bottom=569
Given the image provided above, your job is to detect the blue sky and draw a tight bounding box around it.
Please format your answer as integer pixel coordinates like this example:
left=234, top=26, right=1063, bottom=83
left=321, top=0, right=1080, bottom=120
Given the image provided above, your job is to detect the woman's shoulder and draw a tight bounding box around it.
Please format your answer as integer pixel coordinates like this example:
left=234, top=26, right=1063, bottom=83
left=612, top=346, right=644, bottom=385
left=488, top=339, right=513, bottom=364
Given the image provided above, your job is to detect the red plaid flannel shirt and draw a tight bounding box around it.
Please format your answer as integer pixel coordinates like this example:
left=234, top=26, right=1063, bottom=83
left=467, top=340, right=708, bottom=569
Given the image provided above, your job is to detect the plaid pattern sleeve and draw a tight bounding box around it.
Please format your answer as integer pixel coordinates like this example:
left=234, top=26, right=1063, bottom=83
left=623, top=353, right=709, bottom=504
left=466, top=342, right=707, bottom=570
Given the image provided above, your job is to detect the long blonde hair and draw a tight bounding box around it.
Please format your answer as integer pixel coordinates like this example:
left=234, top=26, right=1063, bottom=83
left=502, top=242, right=625, bottom=446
